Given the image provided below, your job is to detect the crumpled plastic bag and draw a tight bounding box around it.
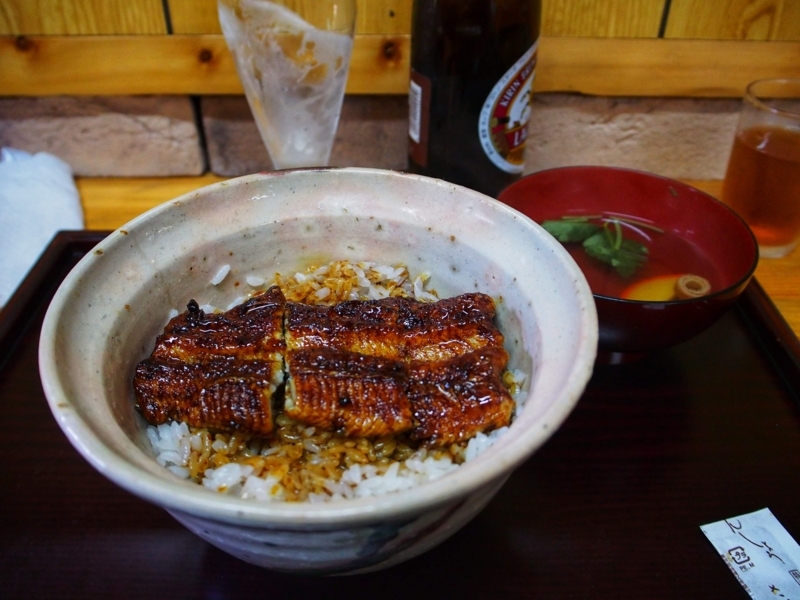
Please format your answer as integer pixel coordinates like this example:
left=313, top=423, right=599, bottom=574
left=0, top=148, right=84, bottom=306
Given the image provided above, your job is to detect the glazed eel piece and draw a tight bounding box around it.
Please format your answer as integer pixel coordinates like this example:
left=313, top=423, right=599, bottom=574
left=133, top=288, right=514, bottom=444
left=407, top=346, right=514, bottom=445
left=283, top=293, right=513, bottom=444
left=284, top=347, right=413, bottom=438
left=133, top=286, right=285, bottom=436
left=283, top=293, right=504, bottom=362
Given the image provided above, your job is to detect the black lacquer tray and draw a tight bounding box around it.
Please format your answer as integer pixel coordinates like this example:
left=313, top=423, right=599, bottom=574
left=1, top=231, right=799, bottom=599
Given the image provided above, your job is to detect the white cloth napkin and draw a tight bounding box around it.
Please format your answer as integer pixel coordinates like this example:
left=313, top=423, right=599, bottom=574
left=0, top=148, right=84, bottom=306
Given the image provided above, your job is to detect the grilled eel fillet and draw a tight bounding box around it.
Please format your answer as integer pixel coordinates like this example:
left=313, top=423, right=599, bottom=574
left=284, top=294, right=504, bottom=362
left=285, top=347, right=412, bottom=438
left=134, top=358, right=280, bottom=436
left=133, top=286, right=286, bottom=435
left=134, top=288, right=513, bottom=443
left=283, top=293, right=513, bottom=444
left=408, top=346, right=514, bottom=445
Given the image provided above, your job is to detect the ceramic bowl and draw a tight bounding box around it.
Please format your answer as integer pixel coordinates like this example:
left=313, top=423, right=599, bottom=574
left=40, top=168, right=597, bottom=574
left=498, top=166, right=759, bottom=359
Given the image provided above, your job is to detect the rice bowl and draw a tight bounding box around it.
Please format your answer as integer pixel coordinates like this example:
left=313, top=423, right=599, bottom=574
left=39, top=168, right=598, bottom=573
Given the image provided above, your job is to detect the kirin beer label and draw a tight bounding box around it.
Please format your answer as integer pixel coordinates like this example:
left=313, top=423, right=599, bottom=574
left=478, top=42, right=537, bottom=174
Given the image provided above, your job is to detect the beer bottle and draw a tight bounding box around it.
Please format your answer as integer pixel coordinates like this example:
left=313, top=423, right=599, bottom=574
left=407, top=0, right=541, bottom=197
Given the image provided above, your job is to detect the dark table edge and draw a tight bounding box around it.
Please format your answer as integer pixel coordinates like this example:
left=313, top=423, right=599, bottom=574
left=2, top=230, right=800, bottom=402
left=737, top=278, right=800, bottom=403
left=0, top=230, right=109, bottom=371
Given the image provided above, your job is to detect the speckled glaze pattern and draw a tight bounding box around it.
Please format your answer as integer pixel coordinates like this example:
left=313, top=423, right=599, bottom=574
left=39, top=168, right=598, bottom=574
left=169, top=474, right=509, bottom=574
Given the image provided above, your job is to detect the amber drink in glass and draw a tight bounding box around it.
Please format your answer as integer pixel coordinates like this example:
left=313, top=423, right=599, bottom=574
left=721, top=78, right=800, bottom=258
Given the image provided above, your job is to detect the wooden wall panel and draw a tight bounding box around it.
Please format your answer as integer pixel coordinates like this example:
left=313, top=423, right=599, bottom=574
left=665, top=0, right=800, bottom=40
left=2, top=0, right=800, bottom=41
left=168, top=0, right=221, bottom=34
left=0, top=0, right=166, bottom=35
left=0, top=34, right=409, bottom=96
left=11, top=0, right=800, bottom=41
left=1, top=35, right=239, bottom=95
left=356, top=0, right=411, bottom=34
left=1, top=0, right=798, bottom=98
left=541, top=0, right=665, bottom=38
left=168, top=0, right=412, bottom=35
left=536, top=38, right=800, bottom=96
left=776, top=1, right=800, bottom=40
left=3, top=34, right=798, bottom=97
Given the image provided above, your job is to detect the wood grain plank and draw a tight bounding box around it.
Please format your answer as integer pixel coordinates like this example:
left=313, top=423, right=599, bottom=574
left=168, top=0, right=411, bottom=35
left=665, top=0, right=800, bottom=41
left=535, top=37, right=800, bottom=97
left=356, top=0, right=410, bottom=35
left=2, top=35, right=799, bottom=97
left=0, top=33, right=407, bottom=95
left=776, top=0, right=800, bottom=40
left=542, top=0, right=665, bottom=38
left=168, top=0, right=221, bottom=35
left=0, top=0, right=166, bottom=35
left=0, top=35, right=240, bottom=95
left=168, top=0, right=678, bottom=38
left=77, top=174, right=227, bottom=229
left=347, top=34, right=408, bottom=94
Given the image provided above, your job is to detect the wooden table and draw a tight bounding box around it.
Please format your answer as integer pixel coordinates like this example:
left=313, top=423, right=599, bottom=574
left=76, top=176, right=800, bottom=338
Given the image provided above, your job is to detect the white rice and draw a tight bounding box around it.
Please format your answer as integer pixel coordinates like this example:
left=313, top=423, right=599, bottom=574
left=149, top=423, right=511, bottom=503
left=210, top=264, right=230, bottom=285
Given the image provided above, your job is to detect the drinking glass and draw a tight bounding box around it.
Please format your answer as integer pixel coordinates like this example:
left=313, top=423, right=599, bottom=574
left=218, top=0, right=356, bottom=169
left=720, top=78, right=800, bottom=258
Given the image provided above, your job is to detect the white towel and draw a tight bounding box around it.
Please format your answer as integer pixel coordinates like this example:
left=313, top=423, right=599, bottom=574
left=0, top=148, right=84, bottom=306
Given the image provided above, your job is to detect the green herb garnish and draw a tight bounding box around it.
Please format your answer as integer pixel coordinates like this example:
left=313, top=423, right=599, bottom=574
left=542, top=214, right=656, bottom=278
left=540, top=217, right=600, bottom=242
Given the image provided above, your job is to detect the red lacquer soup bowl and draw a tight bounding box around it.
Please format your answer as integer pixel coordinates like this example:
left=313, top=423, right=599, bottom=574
left=498, top=166, right=759, bottom=358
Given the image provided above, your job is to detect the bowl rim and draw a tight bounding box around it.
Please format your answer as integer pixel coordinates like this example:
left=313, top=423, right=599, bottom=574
left=40, top=167, right=598, bottom=527
left=498, top=165, right=760, bottom=307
